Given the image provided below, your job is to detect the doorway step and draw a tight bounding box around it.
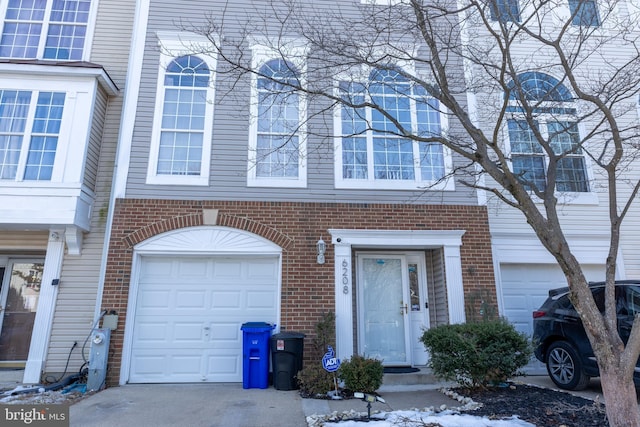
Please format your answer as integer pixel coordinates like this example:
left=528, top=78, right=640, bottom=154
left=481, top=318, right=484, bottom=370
left=380, top=367, right=449, bottom=390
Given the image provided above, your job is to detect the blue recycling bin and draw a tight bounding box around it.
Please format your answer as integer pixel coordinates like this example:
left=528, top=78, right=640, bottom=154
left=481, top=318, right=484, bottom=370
left=241, top=322, right=275, bottom=389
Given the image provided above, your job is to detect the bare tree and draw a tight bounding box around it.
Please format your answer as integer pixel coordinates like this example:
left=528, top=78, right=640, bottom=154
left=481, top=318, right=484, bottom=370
left=174, top=0, right=640, bottom=424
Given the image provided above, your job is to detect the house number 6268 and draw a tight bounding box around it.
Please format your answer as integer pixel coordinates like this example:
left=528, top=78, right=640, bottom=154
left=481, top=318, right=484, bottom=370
left=342, top=259, right=350, bottom=294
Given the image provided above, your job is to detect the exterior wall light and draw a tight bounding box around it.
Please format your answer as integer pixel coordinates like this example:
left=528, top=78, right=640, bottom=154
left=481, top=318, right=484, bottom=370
left=317, top=239, right=326, bottom=264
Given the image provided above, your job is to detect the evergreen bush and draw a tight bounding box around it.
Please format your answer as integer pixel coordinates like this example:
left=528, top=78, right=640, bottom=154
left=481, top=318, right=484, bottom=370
left=337, top=354, right=383, bottom=393
left=420, top=319, right=531, bottom=388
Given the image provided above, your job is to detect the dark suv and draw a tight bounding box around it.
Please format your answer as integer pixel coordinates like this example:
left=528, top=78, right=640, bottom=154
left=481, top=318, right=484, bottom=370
left=532, top=280, right=640, bottom=390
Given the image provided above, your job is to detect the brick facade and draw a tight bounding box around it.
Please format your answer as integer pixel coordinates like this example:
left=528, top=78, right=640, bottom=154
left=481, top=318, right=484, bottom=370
left=103, top=199, right=496, bottom=385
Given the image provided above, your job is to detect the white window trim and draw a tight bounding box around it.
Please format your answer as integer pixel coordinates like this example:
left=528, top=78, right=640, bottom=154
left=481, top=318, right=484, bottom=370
left=503, top=114, right=598, bottom=205
left=146, top=32, right=217, bottom=186
left=333, top=63, right=455, bottom=191
left=0, top=0, right=97, bottom=61
left=247, top=41, right=308, bottom=188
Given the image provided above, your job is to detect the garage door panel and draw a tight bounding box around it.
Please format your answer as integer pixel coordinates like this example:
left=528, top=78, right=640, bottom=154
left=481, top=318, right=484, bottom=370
left=173, top=322, right=207, bottom=342
left=130, top=255, right=279, bottom=383
left=206, top=354, right=241, bottom=380
left=211, top=291, right=241, bottom=309
left=177, top=259, right=210, bottom=277
left=134, top=321, right=170, bottom=342
left=209, top=322, right=241, bottom=343
left=247, top=291, right=277, bottom=309
left=213, top=260, right=243, bottom=277
left=500, top=263, right=604, bottom=374
left=176, top=291, right=208, bottom=309
left=140, top=258, right=174, bottom=277
left=138, top=290, right=171, bottom=309
left=246, top=260, right=279, bottom=278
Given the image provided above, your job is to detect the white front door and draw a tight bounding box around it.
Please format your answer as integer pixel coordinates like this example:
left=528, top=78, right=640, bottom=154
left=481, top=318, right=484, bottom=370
left=357, top=253, right=429, bottom=366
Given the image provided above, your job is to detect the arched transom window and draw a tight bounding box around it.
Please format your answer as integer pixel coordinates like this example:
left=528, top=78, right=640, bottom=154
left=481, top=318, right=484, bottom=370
left=506, top=72, right=589, bottom=193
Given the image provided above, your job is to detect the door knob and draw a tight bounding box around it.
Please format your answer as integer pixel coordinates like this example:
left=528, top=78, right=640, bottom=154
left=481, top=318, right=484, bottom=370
left=400, top=303, right=408, bottom=315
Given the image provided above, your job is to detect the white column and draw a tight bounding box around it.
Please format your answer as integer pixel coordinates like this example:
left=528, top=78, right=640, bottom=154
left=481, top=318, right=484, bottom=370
left=333, top=242, right=354, bottom=362
left=444, top=244, right=466, bottom=324
left=23, top=230, right=65, bottom=384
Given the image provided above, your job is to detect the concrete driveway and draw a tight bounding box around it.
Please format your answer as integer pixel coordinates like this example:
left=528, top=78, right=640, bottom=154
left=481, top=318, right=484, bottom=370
left=70, top=384, right=306, bottom=427
left=69, top=382, right=461, bottom=427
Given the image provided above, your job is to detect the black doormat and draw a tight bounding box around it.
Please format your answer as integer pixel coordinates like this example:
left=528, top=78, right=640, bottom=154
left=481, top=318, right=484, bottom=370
left=383, top=367, right=420, bottom=374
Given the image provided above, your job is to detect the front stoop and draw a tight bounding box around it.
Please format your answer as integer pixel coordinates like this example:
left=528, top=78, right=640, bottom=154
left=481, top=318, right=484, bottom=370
left=381, top=368, right=445, bottom=389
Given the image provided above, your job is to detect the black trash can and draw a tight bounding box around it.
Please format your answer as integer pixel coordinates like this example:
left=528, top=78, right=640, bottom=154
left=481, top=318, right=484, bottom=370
left=270, top=332, right=305, bottom=390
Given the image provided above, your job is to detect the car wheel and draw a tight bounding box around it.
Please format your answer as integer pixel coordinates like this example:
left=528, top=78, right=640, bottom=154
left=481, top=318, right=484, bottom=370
left=546, top=341, right=590, bottom=390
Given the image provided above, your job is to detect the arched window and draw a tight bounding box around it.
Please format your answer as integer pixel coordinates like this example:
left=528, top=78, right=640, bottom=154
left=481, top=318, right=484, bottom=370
left=156, top=55, right=210, bottom=176
left=255, top=59, right=301, bottom=179
left=337, top=67, right=448, bottom=189
left=506, top=72, right=589, bottom=193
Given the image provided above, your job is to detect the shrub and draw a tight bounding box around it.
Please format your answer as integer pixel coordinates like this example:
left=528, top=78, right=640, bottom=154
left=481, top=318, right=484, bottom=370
left=296, top=363, right=335, bottom=396
left=420, top=319, right=531, bottom=388
left=337, top=355, right=384, bottom=393
left=296, top=312, right=337, bottom=396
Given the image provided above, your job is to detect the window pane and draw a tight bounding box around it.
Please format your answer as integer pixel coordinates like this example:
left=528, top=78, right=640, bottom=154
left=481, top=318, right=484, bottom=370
left=165, top=56, right=210, bottom=87
left=157, top=131, right=203, bottom=175
left=0, top=22, right=42, bottom=58
left=419, top=143, right=445, bottom=181
left=508, top=120, right=542, bottom=154
left=489, top=0, right=520, bottom=22
left=0, top=90, right=32, bottom=180
left=557, top=157, right=589, bottom=192
left=548, top=121, right=580, bottom=155
left=342, top=137, right=367, bottom=179
left=373, top=137, right=414, bottom=180
left=2, top=0, right=91, bottom=60
left=255, top=59, right=301, bottom=179
left=512, top=155, right=546, bottom=191
left=256, top=135, right=299, bottom=178
left=24, top=91, right=65, bottom=180
left=569, top=0, right=600, bottom=26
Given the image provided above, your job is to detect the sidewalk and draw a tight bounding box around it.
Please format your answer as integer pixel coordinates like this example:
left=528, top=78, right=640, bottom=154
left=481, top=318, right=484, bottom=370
left=68, top=383, right=462, bottom=427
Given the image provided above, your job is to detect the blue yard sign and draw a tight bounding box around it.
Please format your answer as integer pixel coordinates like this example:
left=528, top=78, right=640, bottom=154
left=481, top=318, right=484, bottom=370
left=322, top=346, right=340, bottom=372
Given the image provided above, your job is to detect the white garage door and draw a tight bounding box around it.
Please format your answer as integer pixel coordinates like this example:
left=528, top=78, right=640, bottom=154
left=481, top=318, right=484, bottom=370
left=128, top=255, right=279, bottom=383
left=500, top=263, right=603, bottom=374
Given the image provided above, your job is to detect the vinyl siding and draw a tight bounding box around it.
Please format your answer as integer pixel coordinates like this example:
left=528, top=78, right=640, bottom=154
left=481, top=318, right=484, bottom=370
left=83, top=87, right=108, bottom=192
left=427, top=248, right=449, bottom=326
left=44, top=0, right=135, bottom=373
left=123, top=0, right=478, bottom=205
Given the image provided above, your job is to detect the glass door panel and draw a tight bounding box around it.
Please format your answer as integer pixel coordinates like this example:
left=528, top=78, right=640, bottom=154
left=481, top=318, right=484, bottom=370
left=0, top=262, right=43, bottom=362
left=358, top=256, right=410, bottom=365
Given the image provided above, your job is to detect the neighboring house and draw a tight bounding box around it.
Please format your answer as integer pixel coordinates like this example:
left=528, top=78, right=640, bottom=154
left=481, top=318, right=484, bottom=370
left=101, top=0, right=496, bottom=386
left=0, top=0, right=134, bottom=383
left=460, top=0, right=640, bottom=373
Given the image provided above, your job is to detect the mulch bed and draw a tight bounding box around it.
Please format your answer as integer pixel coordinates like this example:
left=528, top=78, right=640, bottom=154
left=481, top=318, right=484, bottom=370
left=456, top=383, right=609, bottom=426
